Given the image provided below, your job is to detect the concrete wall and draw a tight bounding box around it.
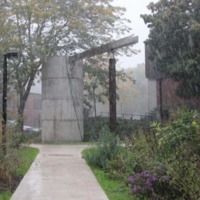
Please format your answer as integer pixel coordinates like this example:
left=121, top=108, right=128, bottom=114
left=148, top=79, right=157, bottom=112
left=42, top=56, right=83, bottom=142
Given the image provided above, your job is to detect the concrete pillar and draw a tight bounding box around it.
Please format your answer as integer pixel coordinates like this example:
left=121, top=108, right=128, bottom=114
left=148, top=79, right=157, bottom=112
left=42, top=56, right=83, bottom=142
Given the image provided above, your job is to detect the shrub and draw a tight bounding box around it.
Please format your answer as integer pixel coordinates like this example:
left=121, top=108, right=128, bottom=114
left=158, top=108, right=200, bottom=155
left=0, top=147, right=20, bottom=192
left=83, top=116, right=149, bottom=141
left=106, top=147, right=137, bottom=179
left=10, top=132, right=28, bottom=149
left=127, top=165, right=182, bottom=200
left=157, top=109, right=200, bottom=199
left=127, top=108, right=200, bottom=199
left=84, top=117, right=109, bottom=141
left=84, top=128, right=118, bottom=170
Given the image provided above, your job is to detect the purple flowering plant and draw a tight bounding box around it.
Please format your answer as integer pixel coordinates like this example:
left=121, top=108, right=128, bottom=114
left=127, top=165, right=171, bottom=198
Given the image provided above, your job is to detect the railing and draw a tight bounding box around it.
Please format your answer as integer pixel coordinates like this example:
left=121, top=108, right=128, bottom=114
left=99, top=112, right=157, bottom=121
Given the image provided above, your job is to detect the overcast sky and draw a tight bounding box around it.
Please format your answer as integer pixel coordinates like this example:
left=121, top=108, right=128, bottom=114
left=113, top=0, right=158, bottom=69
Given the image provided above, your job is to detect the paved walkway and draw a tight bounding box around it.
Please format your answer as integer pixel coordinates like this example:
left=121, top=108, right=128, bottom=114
left=11, top=145, right=108, bottom=200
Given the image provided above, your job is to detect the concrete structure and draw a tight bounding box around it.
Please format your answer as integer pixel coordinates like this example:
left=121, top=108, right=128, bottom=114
left=42, top=56, right=83, bottom=142
left=147, top=79, right=157, bottom=112
left=42, top=35, right=138, bottom=142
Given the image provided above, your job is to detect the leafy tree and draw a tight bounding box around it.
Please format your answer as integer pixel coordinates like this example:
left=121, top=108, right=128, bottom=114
left=84, top=57, right=109, bottom=117
left=84, top=56, right=133, bottom=117
left=141, top=0, right=200, bottom=99
left=0, top=0, right=131, bottom=129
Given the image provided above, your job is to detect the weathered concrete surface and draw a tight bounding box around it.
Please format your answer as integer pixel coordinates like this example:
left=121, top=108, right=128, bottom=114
left=11, top=145, right=108, bottom=200
left=42, top=56, right=83, bottom=142
left=147, top=79, right=157, bottom=112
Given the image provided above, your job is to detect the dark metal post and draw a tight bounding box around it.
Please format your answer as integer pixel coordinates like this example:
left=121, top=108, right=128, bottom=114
left=159, top=79, right=163, bottom=122
left=109, top=58, right=116, bottom=133
left=2, top=55, right=7, bottom=155
left=1, top=52, right=18, bottom=155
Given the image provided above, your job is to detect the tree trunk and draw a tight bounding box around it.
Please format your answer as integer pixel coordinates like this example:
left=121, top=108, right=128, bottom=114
left=109, top=58, right=116, bottom=134
left=16, top=66, right=37, bottom=132
left=17, top=95, right=25, bottom=132
left=92, top=87, right=97, bottom=117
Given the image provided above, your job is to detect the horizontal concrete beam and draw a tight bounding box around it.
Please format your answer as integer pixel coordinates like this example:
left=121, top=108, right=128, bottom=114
left=69, top=35, right=138, bottom=62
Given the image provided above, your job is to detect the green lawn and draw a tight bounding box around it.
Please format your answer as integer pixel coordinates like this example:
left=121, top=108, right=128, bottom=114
left=0, top=191, right=12, bottom=200
left=90, top=166, right=133, bottom=200
left=82, top=148, right=134, bottom=200
left=0, top=147, right=39, bottom=200
left=15, top=147, right=39, bottom=176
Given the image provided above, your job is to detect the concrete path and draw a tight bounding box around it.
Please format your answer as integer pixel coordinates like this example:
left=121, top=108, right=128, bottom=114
left=11, top=145, right=109, bottom=200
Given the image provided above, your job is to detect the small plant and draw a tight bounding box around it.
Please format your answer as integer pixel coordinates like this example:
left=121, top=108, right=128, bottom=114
left=106, top=147, right=137, bottom=179
left=84, top=128, right=118, bottom=169
left=0, top=146, right=39, bottom=198
left=0, top=149, right=20, bottom=185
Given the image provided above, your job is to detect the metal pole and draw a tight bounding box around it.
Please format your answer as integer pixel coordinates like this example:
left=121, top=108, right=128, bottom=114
left=1, top=52, right=18, bottom=155
left=2, top=55, right=7, bottom=155
left=109, top=58, right=116, bottom=133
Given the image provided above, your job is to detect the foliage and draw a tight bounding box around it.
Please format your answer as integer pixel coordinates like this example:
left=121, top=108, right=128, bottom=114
left=84, top=117, right=109, bottom=141
left=0, top=148, right=20, bottom=186
left=84, top=61, right=134, bottom=117
left=84, top=59, right=109, bottom=116
left=83, top=116, right=151, bottom=142
left=0, top=146, right=39, bottom=199
left=121, top=134, right=157, bottom=176
left=0, top=125, right=39, bottom=195
left=127, top=166, right=181, bottom=200
left=84, top=108, right=200, bottom=199
left=10, top=132, right=28, bottom=149
left=156, top=108, right=200, bottom=199
left=158, top=108, right=200, bottom=156
left=126, top=108, right=200, bottom=199
left=106, top=147, right=137, bottom=180
left=141, top=0, right=200, bottom=99
left=83, top=128, right=118, bottom=170
left=117, top=118, right=149, bottom=139
left=84, top=120, right=155, bottom=180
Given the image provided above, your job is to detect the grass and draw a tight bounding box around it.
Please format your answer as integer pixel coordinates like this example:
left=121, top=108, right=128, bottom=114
left=82, top=148, right=134, bottom=200
left=90, top=166, right=132, bottom=200
left=0, top=146, right=39, bottom=200
left=15, top=147, right=39, bottom=176
left=0, top=191, right=12, bottom=200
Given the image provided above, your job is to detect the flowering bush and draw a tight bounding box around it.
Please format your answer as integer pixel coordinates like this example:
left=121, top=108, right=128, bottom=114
left=127, top=165, right=179, bottom=199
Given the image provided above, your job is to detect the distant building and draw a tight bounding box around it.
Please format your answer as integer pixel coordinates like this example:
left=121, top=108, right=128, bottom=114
left=6, top=91, right=42, bottom=128
left=145, top=44, right=200, bottom=113
left=24, top=93, right=41, bottom=128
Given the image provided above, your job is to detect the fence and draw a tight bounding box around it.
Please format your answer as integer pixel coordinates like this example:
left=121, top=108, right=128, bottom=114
left=84, top=111, right=159, bottom=141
